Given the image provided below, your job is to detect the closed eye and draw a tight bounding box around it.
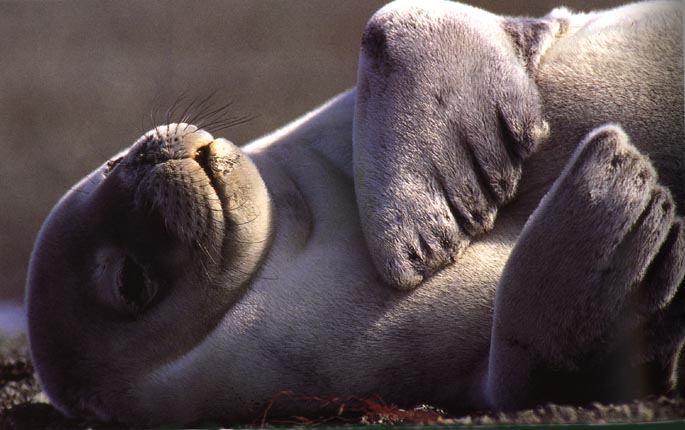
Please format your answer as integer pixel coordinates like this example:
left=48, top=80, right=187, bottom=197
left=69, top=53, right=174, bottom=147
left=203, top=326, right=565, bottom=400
left=117, top=256, right=158, bottom=314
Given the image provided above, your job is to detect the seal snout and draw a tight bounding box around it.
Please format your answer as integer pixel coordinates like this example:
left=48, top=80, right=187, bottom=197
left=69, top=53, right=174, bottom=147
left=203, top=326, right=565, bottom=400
left=126, top=123, right=240, bottom=182
left=105, top=123, right=232, bottom=247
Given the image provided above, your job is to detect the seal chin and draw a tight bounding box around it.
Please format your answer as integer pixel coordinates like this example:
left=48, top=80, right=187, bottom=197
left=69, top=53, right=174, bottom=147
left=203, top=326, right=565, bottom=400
left=26, top=123, right=273, bottom=422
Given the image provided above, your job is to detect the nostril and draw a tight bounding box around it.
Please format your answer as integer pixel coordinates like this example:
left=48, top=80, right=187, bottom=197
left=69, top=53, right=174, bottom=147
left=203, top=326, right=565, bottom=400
left=195, top=144, right=211, bottom=165
left=194, top=143, right=216, bottom=182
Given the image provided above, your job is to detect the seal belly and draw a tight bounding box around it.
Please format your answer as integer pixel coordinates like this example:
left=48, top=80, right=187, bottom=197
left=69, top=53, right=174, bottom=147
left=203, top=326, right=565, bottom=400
left=230, top=150, right=507, bottom=414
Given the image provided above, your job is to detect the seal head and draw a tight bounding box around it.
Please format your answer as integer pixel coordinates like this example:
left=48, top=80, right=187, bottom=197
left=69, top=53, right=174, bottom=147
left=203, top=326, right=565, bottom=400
left=26, top=124, right=272, bottom=422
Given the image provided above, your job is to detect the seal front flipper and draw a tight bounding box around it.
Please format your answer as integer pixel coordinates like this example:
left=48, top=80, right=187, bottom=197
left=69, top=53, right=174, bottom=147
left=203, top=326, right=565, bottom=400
left=486, top=124, right=685, bottom=410
left=353, top=0, right=553, bottom=289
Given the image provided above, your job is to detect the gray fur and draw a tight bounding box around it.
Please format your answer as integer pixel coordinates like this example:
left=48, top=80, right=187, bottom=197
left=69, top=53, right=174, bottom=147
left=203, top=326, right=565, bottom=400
left=25, top=0, right=684, bottom=426
left=489, top=125, right=685, bottom=409
left=354, top=0, right=683, bottom=289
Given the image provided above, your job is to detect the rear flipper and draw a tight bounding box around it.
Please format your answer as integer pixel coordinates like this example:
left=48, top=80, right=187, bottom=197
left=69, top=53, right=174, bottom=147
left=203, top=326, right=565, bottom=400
left=487, top=124, right=685, bottom=410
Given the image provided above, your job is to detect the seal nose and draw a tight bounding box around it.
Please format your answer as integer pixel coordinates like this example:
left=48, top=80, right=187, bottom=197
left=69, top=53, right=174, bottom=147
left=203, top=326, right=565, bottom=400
left=130, top=123, right=216, bottom=163
left=193, top=138, right=239, bottom=178
left=194, top=142, right=212, bottom=170
left=158, top=123, right=215, bottom=159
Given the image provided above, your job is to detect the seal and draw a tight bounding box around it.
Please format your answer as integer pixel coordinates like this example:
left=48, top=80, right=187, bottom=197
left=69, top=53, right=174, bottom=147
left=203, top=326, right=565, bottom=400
left=26, top=0, right=684, bottom=426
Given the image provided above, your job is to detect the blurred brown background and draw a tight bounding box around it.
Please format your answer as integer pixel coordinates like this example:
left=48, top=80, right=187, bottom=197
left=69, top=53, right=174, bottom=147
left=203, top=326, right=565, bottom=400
left=0, top=0, right=627, bottom=305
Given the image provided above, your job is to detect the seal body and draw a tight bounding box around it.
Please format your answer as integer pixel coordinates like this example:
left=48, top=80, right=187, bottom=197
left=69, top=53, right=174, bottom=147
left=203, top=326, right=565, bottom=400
left=26, top=0, right=684, bottom=426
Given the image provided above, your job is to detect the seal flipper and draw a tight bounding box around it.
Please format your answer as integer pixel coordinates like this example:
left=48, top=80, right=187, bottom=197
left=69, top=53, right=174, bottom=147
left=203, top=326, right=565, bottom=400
left=354, top=0, right=552, bottom=289
left=486, top=124, right=685, bottom=410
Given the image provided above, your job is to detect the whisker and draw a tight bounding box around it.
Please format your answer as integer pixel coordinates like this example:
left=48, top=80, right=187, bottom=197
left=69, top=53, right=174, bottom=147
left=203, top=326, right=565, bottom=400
left=186, top=93, right=218, bottom=126
left=164, top=93, right=187, bottom=127
left=194, top=101, right=234, bottom=128
left=205, top=115, right=255, bottom=135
